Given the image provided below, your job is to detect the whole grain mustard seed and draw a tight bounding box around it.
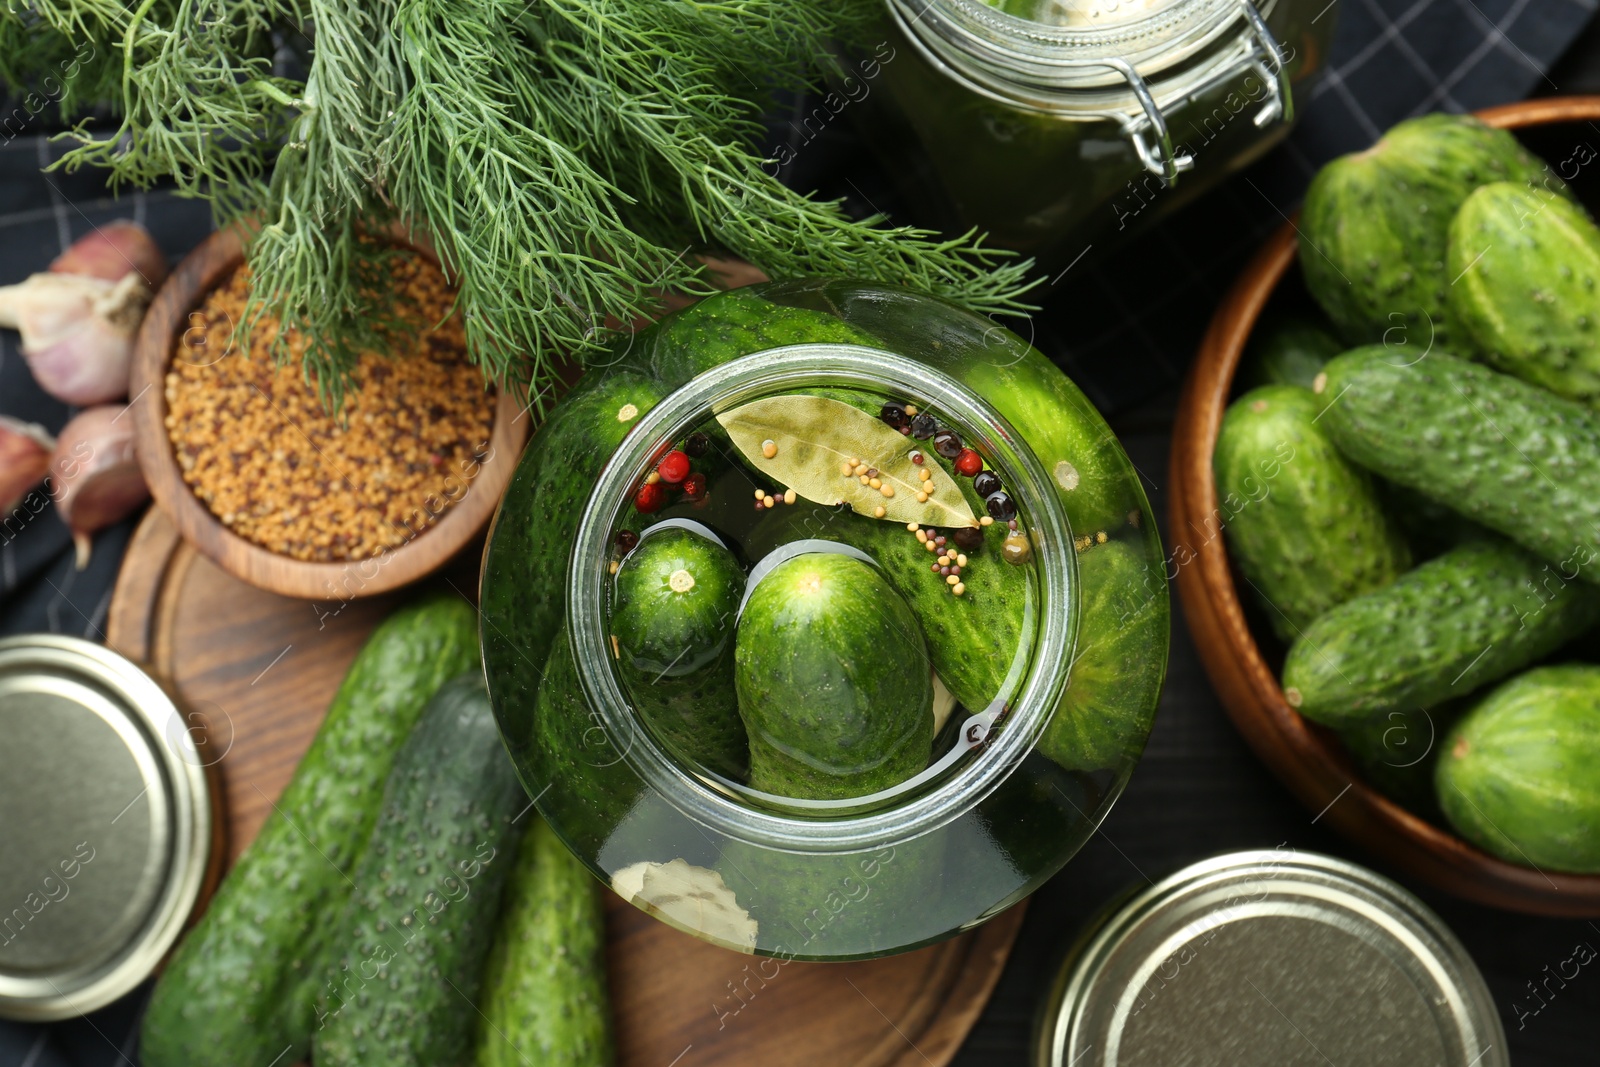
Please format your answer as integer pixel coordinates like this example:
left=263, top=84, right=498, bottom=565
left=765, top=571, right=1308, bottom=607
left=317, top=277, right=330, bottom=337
left=761, top=439, right=778, bottom=459
left=783, top=489, right=796, bottom=505
left=874, top=505, right=886, bottom=518
left=165, top=257, right=492, bottom=563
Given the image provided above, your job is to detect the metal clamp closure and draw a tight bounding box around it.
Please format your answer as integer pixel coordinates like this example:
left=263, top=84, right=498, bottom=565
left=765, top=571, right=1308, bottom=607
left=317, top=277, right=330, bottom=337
left=1119, top=0, right=1294, bottom=183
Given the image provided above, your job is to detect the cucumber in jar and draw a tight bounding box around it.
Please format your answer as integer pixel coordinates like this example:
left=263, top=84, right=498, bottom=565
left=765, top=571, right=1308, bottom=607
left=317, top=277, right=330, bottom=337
left=610, top=525, right=749, bottom=778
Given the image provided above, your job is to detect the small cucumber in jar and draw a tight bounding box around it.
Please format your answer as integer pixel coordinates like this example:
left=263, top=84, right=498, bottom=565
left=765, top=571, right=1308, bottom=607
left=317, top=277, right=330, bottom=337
left=1214, top=384, right=1411, bottom=642
left=1038, top=539, right=1167, bottom=774
left=313, top=673, right=526, bottom=1067
left=1282, top=538, right=1600, bottom=728
left=611, top=525, right=749, bottom=778
left=475, top=819, right=613, bottom=1067
left=735, top=552, right=934, bottom=800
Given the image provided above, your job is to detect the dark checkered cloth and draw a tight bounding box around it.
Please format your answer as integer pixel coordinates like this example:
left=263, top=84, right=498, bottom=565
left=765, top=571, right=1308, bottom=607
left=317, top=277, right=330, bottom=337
left=0, top=1, right=1595, bottom=1063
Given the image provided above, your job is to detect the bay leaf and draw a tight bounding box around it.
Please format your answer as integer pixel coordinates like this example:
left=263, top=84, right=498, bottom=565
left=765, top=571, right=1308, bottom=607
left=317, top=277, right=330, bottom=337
left=716, top=394, right=978, bottom=528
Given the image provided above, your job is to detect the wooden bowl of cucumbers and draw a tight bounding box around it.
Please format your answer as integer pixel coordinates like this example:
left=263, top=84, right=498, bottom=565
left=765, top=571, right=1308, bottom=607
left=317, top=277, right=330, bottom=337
left=1172, top=97, right=1600, bottom=916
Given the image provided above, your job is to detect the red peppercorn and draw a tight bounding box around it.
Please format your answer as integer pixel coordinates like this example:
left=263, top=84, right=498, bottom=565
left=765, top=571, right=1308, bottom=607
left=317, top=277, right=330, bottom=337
left=681, top=472, right=707, bottom=500
left=657, top=449, right=690, bottom=484
left=954, top=448, right=983, bottom=477
left=634, top=481, right=666, bottom=513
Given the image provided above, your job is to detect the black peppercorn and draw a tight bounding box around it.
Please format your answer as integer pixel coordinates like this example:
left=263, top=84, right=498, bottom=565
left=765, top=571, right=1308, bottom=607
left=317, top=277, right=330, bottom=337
left=910, top=413, right=937, bottom=439
left=880, top=401, right=908, bottom=429
left=615, top=529, right=640, bottom=553
left=952, top=525, right=983, bottom=550
left=684, top=431, right=710, bottom=458
left=972, top=470, right=1001, bottom=498
left=933, top=429, right=963, bottom=459
left=985, top=491, right=1016, bottom=521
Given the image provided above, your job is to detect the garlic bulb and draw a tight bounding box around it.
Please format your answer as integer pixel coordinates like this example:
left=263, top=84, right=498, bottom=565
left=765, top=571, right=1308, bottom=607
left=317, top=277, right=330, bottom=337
left=0, top=222, right=165, bottom=405
left=0, top=416, right=55, bottom=514
left=49, top=405, right=149, bottom=569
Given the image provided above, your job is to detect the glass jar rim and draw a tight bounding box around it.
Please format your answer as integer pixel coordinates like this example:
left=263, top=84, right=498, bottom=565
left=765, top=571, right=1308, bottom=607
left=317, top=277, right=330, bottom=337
left=565, top=344, right=1080, bottom=853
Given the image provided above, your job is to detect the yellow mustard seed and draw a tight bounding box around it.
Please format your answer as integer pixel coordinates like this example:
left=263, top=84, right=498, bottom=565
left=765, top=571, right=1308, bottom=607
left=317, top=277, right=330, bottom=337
left=956, top=553, right=968, bottom=567
left=916, top=491, right=928, bottom=503
left=761, top=439, right=778, bottom=459
left=953, top=582, right=965, bottom=596
left=881, top=485, right=894, bottom=498
left=980, top=516, right=994, bottom=526
left=918, top=468, right=931, bottom=482
left=874, top=505, right=886, bottom=518
left=869, top=477, right=882, bottom=490
left=916, top=530, right=928, bottom=543
left=946, top=574, right=959, bottom=586
left=783, top=489, right=796, bottom=505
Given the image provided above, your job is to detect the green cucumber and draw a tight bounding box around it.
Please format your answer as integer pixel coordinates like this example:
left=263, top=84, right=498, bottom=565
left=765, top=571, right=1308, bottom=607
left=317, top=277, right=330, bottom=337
left=1282, top=538, right=1600, bottom=728
left=611, top=525, right=748, bottom=777
left=1215, top=384, right=1411, bottom=642
left=140, top=596, right=480, bottom=1067
left=961, top=354, right=1139, bottom=538
left=475, top=819, right=613, bottom=1067
left=1437, top=665, right=1600, bottom=872
left=735, top=553, right=934, bottom=799
left=314, top=672, right=525, bottom=1066
left=1316, top=347, right=1600, bottom=578
left=1243, top=313, right=1344, bottom=389
left=1448, top=182, right=1600, bottom=405
left=642, top=286, right=883, bottom=388
left=746, top=498, right=1030, bottom=713
left=480, top=365, right=669, bottom=781
left=1038, top=540, right=1167, bottom=774
left=1300, top=113, right=1562, bottom=347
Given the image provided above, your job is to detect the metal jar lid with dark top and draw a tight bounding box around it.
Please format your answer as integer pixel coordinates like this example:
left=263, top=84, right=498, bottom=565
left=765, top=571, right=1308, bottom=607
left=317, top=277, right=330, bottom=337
left=1036, top=849, right=1506, bottom=1067
left=0, top=635, right=213, bottom=1021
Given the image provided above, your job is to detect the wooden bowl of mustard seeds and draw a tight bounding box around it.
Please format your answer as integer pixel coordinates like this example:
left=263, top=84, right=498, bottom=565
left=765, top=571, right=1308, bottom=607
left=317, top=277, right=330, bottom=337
left=130, top=225, right=531, bottom=601
left=1169, top=96, right=1600, bottom=917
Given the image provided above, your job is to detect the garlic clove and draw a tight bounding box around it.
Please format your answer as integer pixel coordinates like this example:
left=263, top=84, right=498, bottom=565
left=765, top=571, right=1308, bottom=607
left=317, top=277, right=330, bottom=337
left=0, top=416, right=56, bottom=513
left=49, top=220, right=169, bottom=289
left=49, top=405, right=149, bottom=569
left=0, top=272, right=150, bottom=404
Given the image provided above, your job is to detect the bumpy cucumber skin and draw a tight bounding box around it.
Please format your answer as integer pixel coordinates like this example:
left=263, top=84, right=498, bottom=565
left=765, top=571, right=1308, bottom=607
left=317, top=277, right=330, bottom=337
left=1318, top=347, right=1600, bottom=577
left=1215, top=384, right=1411, bottom=642
left=1437, top=665, right=1600, bottom=872
left=1281, top=538, right=1600, bottom=727
left=611, top=527, right=748, bottom=777
left=480, top=364, right=668, bottom=789
left=1300, top=114, right=1562, bottom=348
left=640, top=286, right=882, bottom=388
left=1243, top=314, right=1344, bottom=390
left=314, top=673, right=525, bottom=1067
left=1038, top=540, right=1167, bottom=774
left=735, top=553, right=934, bottom=799
left=475, top=820, right=613, bottom=1067
left=140, top=597, right=480, bottom=1067
left=1449, top=182, right=1600, bottom=405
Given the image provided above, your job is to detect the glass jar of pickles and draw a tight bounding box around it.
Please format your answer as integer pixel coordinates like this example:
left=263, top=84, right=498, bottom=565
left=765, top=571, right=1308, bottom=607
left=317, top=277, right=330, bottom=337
left=481, top=282, right=1169, bottom=959
left=851, top=0, right=1336, bottom=263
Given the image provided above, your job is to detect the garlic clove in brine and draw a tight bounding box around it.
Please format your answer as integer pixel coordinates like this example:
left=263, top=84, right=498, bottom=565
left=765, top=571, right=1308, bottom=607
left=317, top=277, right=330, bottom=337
left=0, top=222, right=165, bottom=406
left=0, top=416, right=56, bottom=514
left=49, top=405, right=150, bottom=569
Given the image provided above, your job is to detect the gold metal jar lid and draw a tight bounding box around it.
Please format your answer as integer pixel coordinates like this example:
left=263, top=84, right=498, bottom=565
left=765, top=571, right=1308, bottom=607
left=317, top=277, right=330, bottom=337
left=1036, top=850, right=1507, bottom=1067
left=0, top=635, right=212, bottom=1022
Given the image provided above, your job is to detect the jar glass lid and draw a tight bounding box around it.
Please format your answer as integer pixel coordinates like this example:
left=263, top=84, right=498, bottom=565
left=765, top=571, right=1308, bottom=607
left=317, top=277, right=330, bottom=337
left=0, top=636, right=212, bottom=1022
left=1043, top=851, right=1507, bottom=1067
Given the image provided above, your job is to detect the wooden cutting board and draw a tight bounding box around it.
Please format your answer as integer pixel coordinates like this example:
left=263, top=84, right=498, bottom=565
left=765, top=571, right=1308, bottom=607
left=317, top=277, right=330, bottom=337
left=108, top=507, right=1025, bottom=1067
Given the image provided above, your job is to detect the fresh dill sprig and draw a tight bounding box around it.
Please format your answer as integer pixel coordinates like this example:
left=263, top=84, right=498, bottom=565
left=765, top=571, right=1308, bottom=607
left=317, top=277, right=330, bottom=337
left=11, top=0, right=1039, bottom=406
